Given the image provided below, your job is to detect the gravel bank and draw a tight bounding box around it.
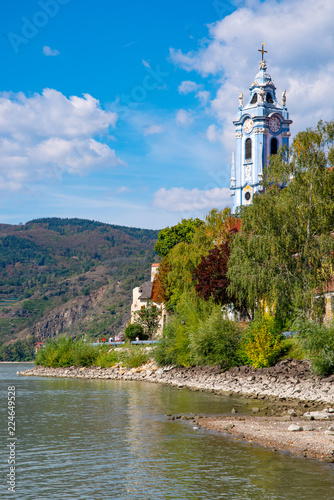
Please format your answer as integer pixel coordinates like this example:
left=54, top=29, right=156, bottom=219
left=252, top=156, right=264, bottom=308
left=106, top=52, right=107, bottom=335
left=197, top=415, right=334, bottom=463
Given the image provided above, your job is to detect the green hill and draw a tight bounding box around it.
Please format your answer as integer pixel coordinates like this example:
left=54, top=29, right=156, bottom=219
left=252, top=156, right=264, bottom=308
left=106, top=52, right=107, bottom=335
left=0, top=218, right=159, bottom=347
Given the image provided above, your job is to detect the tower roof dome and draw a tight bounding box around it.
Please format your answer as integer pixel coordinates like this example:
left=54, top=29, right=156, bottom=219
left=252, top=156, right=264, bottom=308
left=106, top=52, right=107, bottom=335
left=251, top=60, right=275, bottom=89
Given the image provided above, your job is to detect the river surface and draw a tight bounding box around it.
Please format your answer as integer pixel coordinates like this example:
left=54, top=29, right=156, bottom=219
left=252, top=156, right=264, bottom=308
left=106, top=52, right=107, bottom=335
left=1, top=363, right=334, bottom=500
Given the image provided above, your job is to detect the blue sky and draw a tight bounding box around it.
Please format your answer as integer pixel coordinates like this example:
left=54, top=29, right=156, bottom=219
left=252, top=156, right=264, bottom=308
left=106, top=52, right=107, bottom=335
left=0, top=0, right=334, bottom=229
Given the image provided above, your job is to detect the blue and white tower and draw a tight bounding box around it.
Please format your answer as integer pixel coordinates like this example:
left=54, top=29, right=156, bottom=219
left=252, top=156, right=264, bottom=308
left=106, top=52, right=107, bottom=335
left=230, top=44, right=292, bottom=212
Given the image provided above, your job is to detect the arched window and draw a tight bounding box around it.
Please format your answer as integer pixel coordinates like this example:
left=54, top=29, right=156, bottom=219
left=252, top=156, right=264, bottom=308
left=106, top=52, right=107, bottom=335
left=270, top=137, right=278, bottom=155
left=250, top=93, right=257, bottom=104
left=266, top=93, right=274, bottom=103
left=245, top=138, right=252, bottom=160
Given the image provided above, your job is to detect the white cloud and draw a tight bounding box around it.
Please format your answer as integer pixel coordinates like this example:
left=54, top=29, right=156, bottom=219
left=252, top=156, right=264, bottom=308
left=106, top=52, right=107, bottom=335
left=143, top=124, right=165, bottom=136
left=196, top=90, right=210, bottom=105
left=153, top=186, right=232, bottom=212
left=175, top=109, right=194, bottom=127
left=178, top=81, right=202, bottom=94
left=0, top=89, right=123, bottom=190
left=206, top=124, right=223, bottom=143
left=43, top=46, right=60, bottom=56
left=170, top=0, right=334, bottom=143
left=142, top=59, right=150, bottom=68
left=178, top=81, right=210, bottom=105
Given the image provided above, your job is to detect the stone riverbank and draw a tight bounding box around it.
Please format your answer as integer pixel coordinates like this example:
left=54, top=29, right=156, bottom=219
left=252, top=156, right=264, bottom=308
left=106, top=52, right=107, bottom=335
left=20, top=358, right=334, bottom=404
left=20, top=359, right=334, bottom=462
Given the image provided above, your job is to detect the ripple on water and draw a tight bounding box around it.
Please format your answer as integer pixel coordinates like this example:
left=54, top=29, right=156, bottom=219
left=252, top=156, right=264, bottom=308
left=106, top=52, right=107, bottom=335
left=0, top=364, right=334, bottom=500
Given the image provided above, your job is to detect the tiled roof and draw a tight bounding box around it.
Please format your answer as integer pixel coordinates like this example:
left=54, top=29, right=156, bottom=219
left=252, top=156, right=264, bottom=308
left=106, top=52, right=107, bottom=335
left=138, top=281, right=153, bottom=300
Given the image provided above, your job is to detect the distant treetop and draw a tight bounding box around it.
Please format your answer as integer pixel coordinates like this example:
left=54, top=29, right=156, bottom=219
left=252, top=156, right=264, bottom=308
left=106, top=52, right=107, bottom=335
left=154, top=218, right=205, bottom=257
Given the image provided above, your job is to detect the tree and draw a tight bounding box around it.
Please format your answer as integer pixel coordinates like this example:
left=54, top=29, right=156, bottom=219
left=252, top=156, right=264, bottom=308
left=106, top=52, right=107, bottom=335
left=153, top=209, right=238, bottom=312
left=154, top=240, right=210, bottom=312
left=228, top=120, right=334, bottom=322
left=133, top=300, right=161, bottom=338
left=154, top=218, right=204, bottom=258
left=193, top=238, right=234, bottom=305
left=204, top=207, right=241, bottom=244
left=124, top=323, right=146, bottom=341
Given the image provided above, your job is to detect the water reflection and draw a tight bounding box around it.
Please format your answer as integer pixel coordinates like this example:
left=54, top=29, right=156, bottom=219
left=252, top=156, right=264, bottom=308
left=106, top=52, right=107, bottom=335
left=0, top=363, right=333, bottom=500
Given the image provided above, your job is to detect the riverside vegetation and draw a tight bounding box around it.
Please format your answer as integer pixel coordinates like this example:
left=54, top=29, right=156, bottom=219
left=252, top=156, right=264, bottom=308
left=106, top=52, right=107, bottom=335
left=6, top=121, right=334, bottom=375
left=35, top=337, right=151, bottom=369
left=151, top=120, right=334, bottom=377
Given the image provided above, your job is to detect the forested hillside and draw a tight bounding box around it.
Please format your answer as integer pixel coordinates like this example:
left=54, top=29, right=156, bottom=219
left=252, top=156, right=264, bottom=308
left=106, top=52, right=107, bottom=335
left=0, top=218, right=159, bottom=347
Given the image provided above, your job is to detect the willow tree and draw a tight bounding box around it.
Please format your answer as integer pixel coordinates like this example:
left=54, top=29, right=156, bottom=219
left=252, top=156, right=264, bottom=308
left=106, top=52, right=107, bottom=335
left=227, top=120, right=334, bottom=322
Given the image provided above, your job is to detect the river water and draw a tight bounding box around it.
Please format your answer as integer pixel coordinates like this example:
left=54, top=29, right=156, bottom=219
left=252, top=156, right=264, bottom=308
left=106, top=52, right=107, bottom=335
left=1, top=363, right=334, bottom=500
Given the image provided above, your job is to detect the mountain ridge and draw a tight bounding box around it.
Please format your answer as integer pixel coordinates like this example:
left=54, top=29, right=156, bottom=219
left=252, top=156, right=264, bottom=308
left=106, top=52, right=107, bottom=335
left=0, top=217, right=159, bottom=345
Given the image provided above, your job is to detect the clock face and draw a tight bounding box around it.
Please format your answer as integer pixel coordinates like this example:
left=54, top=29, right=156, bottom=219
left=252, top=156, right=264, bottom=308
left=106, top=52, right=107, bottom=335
left=269, top=116, right=280, bottom=133
left=243, top=118, right=253, bottom=134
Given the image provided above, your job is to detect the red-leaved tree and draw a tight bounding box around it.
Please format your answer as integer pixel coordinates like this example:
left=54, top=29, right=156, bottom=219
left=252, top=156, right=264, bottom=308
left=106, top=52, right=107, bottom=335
left=193, top=228, right=238, bottom=305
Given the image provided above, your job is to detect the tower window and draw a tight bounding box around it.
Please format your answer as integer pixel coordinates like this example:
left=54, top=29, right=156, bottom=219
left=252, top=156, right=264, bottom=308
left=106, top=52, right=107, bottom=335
left=266, top=92, right=274, bottom=103
left=245, top=138, right=252, bottom=160
left=250, top=93, right=257, bottom=104
left=270, top=137, right=278, bottom=155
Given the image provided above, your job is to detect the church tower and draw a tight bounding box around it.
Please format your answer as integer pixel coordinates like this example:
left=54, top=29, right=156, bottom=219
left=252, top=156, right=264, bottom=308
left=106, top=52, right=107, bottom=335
left=230, top=44, right=292, bottom=212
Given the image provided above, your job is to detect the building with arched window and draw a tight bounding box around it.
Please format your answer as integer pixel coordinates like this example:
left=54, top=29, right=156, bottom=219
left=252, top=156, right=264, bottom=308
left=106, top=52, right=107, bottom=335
left=230, top=47, right=292, bottom=211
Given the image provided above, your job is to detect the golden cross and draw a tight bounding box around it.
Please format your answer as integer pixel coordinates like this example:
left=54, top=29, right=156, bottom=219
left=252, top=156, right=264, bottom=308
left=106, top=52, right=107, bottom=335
left=258, top=43, right=267, bottom=60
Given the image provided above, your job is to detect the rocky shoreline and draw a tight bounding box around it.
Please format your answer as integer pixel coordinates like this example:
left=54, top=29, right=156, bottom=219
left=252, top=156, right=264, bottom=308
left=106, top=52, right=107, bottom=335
left=19, top=359, right=334, bottom=462
left=19, top=358, right=334, bottom=404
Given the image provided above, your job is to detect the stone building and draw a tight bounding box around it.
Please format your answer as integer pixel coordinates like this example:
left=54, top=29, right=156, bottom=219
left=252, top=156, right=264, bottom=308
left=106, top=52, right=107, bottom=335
left=131, top=263, right=166, bottom=335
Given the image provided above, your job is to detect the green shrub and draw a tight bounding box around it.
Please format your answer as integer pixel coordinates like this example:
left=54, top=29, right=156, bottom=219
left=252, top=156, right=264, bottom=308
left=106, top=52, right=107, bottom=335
left=153, top=289, right=242, bottom=369
left=95, top=347, right=118, bottom=368
left=153, top=307, right=194, bottom=367
left=153, top=333, right=176, bottom=366
left=155, top=288, right=207, bottom=361
left=190, top=312, right=241, bottom=369
left=119, top=346, right=150, bottom=368
left=240, top=313, right=284, bottom=368
left=124, top=323, right=146, bottom=341
left=293, top=317, right=334, bottom=375
left=280, top=337, right=305, bottom=361
left=74, top=343, right=98, bottom=367
left=35, top=337, right=75, bottom=367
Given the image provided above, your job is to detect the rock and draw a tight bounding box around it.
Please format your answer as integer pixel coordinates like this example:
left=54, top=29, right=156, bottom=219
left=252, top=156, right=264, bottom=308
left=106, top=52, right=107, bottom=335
left=231, top=408, right=238, bottom=414
left=223, top=424, right=235, bottom=431
left=287, top=409, right=297, bottom=417
left=252, top=407, right=260, bottom=413
left=304, top=411, right=330, bottom=420
left=304, top=425, right=315, bottom=431
left=193, top=426, right=199, bottom=430
left=324, top=430, right=334, bottom=435
left=329, top=426, right=334, bottom=431
left=288, top=424, right=303, bottom=432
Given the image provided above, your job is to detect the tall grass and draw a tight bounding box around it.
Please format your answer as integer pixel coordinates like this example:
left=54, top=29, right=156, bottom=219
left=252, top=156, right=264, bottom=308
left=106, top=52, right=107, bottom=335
left=293, top=317, right=334, bottom=375
left=35, top=338, right=150, bottom=369
left=119, top=346, right=150, bottom=368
